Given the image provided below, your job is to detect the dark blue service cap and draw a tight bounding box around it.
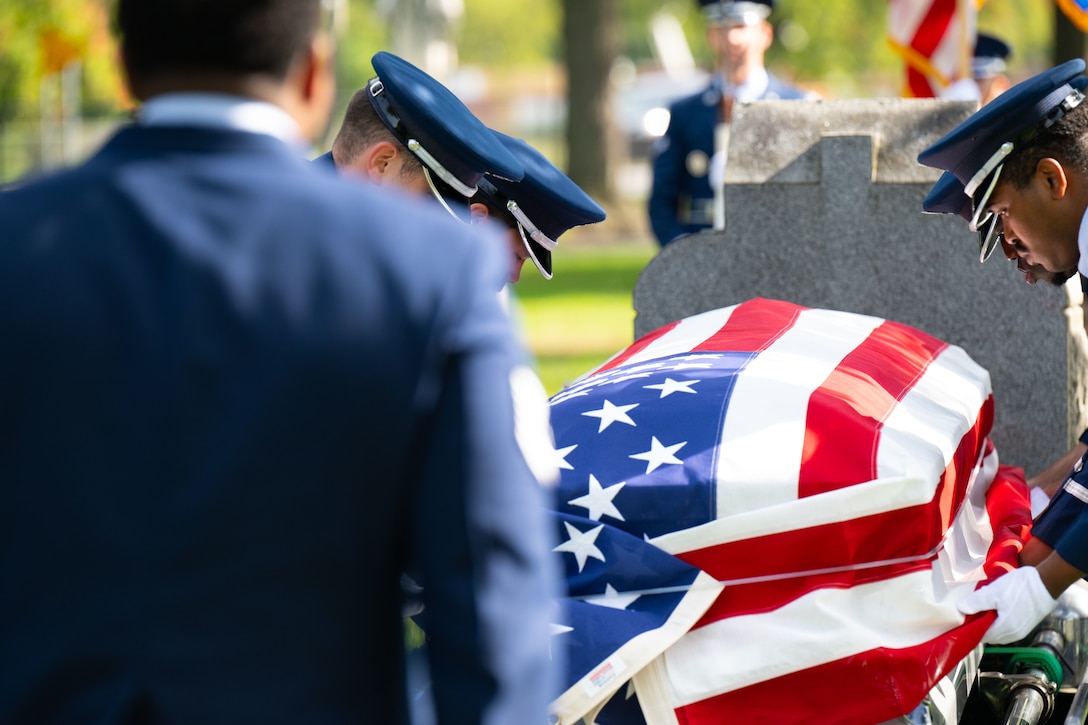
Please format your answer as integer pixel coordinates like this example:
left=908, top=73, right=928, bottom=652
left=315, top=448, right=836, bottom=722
left=698, top=0, right=773, bottom=26
left=477, top=131, right=607, bottom=280
left=973, top=33, right=1011, bottom=79
left=367, top=51, right=523, bottom=198
left=918, top=59, right=1087, bottom=204
left=923, top=171, right=971, bottom=222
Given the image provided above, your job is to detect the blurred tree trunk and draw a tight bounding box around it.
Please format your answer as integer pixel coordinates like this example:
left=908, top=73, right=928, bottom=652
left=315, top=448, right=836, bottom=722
left=562, top=0, right=619, bottom=204
left=1053, top=8, right=1086, bottom=66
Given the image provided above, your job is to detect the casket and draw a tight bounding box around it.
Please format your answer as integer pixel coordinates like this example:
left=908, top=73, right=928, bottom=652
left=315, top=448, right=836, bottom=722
left=547, top=298, right=1032, bottom=725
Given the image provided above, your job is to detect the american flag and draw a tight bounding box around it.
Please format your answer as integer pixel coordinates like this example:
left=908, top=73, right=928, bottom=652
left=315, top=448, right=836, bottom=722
left=887, top=0, right=976, bottom=97
left=547, top=298, right=1031, bottom=725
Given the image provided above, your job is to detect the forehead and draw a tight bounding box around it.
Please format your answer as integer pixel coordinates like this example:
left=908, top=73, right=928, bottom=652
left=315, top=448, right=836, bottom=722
left=986, top=170, right=1032, bottom=206
left=709, top=19, right=763, bottom=30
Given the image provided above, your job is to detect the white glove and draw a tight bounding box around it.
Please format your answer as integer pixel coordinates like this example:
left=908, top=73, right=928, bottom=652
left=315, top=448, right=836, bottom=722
left=1030, top=486, right=1052, bottom=517
left=958, top=567, right=1059, bottom=644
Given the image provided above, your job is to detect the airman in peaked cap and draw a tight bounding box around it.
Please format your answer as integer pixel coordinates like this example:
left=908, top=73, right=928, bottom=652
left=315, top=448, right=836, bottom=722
left=698, top=0, right=773, bottom=27
left=919, top=59, right=1088, bottom=276
left=319, top=52, right=606, bottom=282
left=316, top=51, right=522, bottom=224
left=917, top=59, right=1088, bottom=648
left=474, top=131, right=607, bottom=281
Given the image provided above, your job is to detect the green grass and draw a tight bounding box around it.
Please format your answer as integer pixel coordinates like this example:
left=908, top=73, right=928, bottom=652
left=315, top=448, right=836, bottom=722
left=511, top=243, right=656, bottom=396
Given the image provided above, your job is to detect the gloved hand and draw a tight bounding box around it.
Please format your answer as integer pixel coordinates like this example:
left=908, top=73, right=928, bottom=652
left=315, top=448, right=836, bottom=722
left=958, top=567, right=1059, bottom=644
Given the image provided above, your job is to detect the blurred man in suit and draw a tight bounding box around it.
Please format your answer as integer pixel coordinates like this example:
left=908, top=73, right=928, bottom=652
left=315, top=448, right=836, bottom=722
left=0, top=1, right=561, bottom=723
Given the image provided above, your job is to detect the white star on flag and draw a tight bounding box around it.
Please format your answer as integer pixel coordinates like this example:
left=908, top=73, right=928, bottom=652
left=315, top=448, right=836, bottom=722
left=553, top=521, right=606, bottom=572
left=630, top=436, right=686, bottom=474
left=549, top=443, right=578, bottom=471
left=582, top=399, right=638, bottom=433
left=550, top=623, right=574, bottom=636
left=584, top=583, right=641, bottom=610
left=567, top=474, right=625, bottom=522
left=644, top=377, right=700, bottom=398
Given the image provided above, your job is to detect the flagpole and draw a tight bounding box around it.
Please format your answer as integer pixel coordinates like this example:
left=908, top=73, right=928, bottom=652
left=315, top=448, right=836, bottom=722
left=957, top=0, right=971, bottom=87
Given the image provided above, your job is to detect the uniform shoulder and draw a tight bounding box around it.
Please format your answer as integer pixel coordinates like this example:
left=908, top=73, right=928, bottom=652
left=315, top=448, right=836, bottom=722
left=669, top=82, right=718, bottom=112
left=765, top=74, right=812, bottom=100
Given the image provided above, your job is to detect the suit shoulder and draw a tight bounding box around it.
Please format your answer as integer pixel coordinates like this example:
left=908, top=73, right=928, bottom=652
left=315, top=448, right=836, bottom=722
left=669, top=83, right=718, bottom=113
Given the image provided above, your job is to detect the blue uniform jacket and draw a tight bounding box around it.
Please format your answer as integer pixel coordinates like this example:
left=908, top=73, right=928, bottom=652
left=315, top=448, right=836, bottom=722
left=1032, top=427, right=1088, bottom=573
left=648, top=74, right=807, bottom=247
left=0, top=124, right=559, bottom=725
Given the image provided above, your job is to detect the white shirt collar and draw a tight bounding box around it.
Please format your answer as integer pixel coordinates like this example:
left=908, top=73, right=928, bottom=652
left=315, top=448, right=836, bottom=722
left=138, top=93, right=304, bottom=147
left=721, top=67, right=770, bottom=103
left=1077, top=207, right=1088, bottom=279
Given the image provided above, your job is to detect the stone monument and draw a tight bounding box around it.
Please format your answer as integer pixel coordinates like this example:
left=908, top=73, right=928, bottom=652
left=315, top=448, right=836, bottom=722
left=634, top=99, right=1088, bottom=477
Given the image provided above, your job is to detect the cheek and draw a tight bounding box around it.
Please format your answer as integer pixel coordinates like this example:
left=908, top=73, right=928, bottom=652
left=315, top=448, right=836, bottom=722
left=507, top=232, right=524, bottom=257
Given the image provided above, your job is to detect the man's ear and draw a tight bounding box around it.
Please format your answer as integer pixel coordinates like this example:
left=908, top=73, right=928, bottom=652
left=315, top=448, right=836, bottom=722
left=469, top=202, right=490, bottom=223
left=759, top=19, right=774, bottom=49
left=283, top=32, right=337, bottom=142
left=364, top=141, right=400, bottom=184
left=1038, top=157, right=1069, bottom=200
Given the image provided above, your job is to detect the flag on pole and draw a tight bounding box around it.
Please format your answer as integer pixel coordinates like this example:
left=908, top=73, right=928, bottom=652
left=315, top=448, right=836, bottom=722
left=547, top=298, right=1032, bottom=725
left=887, top=0, right=977, bottom=97
left=1058, top=0, right=1088, bottom=31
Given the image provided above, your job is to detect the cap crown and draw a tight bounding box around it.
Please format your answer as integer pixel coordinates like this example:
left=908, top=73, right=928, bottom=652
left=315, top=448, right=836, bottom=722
left=369, top=51, right=523, bottom=193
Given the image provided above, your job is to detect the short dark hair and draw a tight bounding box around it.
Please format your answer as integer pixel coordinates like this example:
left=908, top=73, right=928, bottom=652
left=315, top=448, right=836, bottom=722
left=471, top=193, right=517, bottom=231
left=332, top=87, right=422, bottom=178
left=117, top=0, right=323, bottom=85
left=1002, top=101, right=1088, bottom=189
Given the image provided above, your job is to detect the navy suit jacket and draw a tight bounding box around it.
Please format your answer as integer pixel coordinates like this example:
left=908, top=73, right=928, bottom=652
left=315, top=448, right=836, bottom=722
left=0, top=124, right=559, bottom=724
left=648, top=74, right=807, bottom=246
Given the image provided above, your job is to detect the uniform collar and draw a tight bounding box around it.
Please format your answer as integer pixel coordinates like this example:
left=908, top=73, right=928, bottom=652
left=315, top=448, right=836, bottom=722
left=719, top=66, right=770, bottom=103
left=138, top=93, right=304, bottom=147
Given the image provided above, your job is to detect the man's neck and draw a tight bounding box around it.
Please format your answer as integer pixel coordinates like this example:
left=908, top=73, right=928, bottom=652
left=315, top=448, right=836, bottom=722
left=719, top=62, right=757, bottom=87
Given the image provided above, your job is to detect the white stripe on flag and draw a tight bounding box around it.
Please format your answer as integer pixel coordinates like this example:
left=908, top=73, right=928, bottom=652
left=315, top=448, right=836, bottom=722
left=657, top=569, right=974, bottom=707
left=877, top=345, right=989, bottom=483
left=938, top=445, right=997, bottom=584
left=714, top=308, right=884, bottom=517
left=642, top=457, right=997, bottom=712
left=621, top=306, right=738, bottom=368
left=652, top=474, right=937, bottom=553
left=887, top=0, right=936, bottom=45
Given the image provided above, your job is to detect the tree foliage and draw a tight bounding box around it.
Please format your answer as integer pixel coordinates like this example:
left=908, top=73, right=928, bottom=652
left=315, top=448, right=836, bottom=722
left=0, top=0, right=1065, bottom=128
left=0, top=0, right=124, bottom=121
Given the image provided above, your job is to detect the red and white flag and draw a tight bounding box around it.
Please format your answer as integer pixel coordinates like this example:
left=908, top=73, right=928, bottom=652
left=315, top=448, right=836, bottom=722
left=887, top=0, right=977, bottom=97
left=548, top=298, right=1031, bottom=724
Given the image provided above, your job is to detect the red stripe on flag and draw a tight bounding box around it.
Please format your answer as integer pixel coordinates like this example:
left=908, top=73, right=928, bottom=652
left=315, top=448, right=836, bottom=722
left=909, top=0, right=958, bottom=57
left=670, top=466, right=1029, bottom=725
left=678, top=398, right=991, bottom=616
left=799, top=320, right=949, bottom=496
left=672, top=624, right=990, bottom=725
left=907, top=67, right=937, bottom=97
left=693, top=297, right=803, bottom=353
left=697, top=558, right=935, bottom=623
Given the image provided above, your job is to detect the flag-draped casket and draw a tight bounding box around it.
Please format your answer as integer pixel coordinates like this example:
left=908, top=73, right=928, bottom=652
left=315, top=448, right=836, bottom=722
left=547, top=298, right=1032, bottom=725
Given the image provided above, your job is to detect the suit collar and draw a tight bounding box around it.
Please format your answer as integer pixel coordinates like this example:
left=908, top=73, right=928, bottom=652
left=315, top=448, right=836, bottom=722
left=138, top=93, right=304, bottom=147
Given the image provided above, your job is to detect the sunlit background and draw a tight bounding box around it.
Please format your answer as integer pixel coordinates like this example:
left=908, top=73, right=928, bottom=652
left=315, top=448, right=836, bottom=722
left=0, top=0, right=1080, bottom=392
